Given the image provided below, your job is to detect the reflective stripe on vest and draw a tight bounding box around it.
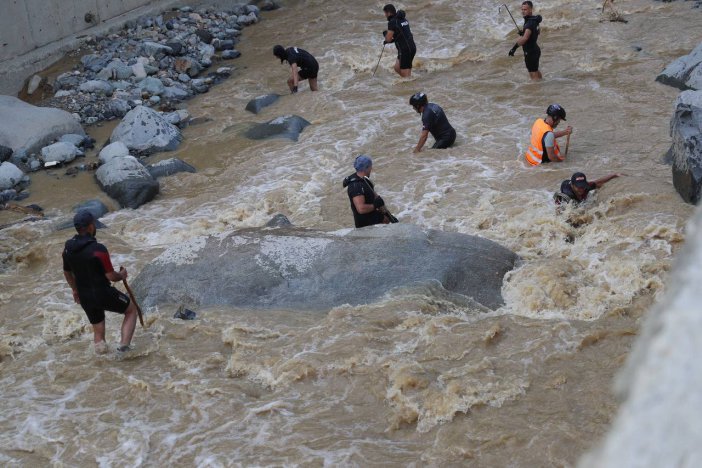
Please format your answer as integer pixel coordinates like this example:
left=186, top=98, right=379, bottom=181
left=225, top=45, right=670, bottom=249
left=525, top=118, right=560, bottom=166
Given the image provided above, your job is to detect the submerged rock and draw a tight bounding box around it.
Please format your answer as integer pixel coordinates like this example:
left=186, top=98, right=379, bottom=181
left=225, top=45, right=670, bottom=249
left=245, top=94, right=280, bottom=114
left=111, top=106, right=182, bottom=155
left=0, top=96, right=85, bottom=156
left=95, top=155, right=159, bottom=208
left=132, top=223, right=518, bottom=311
left=245, top=115, right=311, bottom=141
left=670, top=90, right=702, bottom=204
left=146, top=158, right=196, bottom=179
left=656, top=41, right=702, bottom=91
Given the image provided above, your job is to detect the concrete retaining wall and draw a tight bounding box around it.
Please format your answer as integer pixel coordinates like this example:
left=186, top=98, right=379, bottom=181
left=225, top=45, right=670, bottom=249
left=0, top=0, right=187, bottom=95
left=1, top=0, right=160, bottom=63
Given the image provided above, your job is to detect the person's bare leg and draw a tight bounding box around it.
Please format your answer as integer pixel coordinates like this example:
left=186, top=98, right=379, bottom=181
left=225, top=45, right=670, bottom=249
left=120, top=302, right=138, bottom=347
left=529, top=71, right=542, bottom=80
left=309, top=78, right=318, bottom=91
left=92, top=321, right=106, bottom=343
left=394, top=59, right=401, bottom=75
left=92, top=321, right=108, bottom=354
left=400, top=68, right=411, bottom=77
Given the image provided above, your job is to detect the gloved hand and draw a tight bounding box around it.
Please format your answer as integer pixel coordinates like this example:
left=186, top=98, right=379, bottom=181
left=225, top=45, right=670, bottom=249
left=518, top=29, right=524, bottom=36
left=373, top=196, right=385, bottom=208
left=291, top=86, right=298, bottom=94
left=508, top=45, right=518, bottom=56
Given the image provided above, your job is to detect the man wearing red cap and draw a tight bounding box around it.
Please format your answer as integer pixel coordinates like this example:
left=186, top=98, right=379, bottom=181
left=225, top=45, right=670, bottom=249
left=62, top=210, right=138, bottom=353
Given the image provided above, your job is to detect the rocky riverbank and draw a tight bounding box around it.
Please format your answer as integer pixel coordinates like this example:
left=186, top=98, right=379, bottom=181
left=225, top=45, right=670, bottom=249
left=1, top=1, right=280, bottom=214
left=658, top=41, right=702, bottom=204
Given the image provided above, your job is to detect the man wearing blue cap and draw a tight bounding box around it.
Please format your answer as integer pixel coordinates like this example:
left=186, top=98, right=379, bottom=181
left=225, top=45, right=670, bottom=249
left=342, top=155, right=394, bottom=228
left=62, top=210, right=138, bottom=353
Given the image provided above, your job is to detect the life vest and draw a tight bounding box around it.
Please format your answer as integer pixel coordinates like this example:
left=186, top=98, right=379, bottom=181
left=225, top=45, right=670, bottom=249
left=525, top=118, right=560, bottom=166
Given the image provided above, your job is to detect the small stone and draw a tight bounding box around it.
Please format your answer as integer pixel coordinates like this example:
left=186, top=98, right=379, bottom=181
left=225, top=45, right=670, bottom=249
left=27, top=75, right=43, bottom=95
left=40, top=142, right=80, bottom=164
left=178, top=73, right=191, bottom=82
left=195, top=29, right=213, bottom=44
left=149, top=95, right=161, bottom=105
left=54, top=90, right=75, bottom=97
left=221, top=50, right=241, bottom=60
left=132, top=62, right=147, bottom=79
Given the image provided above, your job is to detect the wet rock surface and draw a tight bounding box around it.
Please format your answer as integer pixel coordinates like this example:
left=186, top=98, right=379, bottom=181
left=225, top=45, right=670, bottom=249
left=245, top=94, right=280, bottom=114
left=657, top=41, right=702, bottom=91
left=245, top=115, right=311, bottom=141
left=670, top=90, right=702, bottom=204
left=132, top=223, right=519, bottom=311
left=95, top=155, right=159, bottom=209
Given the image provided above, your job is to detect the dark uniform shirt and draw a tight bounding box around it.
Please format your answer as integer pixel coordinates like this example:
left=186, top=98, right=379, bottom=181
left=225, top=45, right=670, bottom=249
left=285, top=47, right=318, bottom=70
left=387, top=11, right=416, bottom=52
left=558, top=179, right=596, bottom=204
left=63, top=234, right=114, bottom=293
left=343, top=174, right=385, bottom=228
left=422, top=103, right=455, bottom=140
left=522, top=15, right=541, bottom=52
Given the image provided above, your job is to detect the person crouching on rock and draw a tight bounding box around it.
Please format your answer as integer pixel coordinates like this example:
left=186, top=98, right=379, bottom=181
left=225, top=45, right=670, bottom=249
left=343, top=155, right=397, bottom=228
left=273, top=45, right=319, bottom=93
left=62, top=210, right=138, bottom=354
left=554, top=171, right=622, bottom=205
left=409, top=92, right=457, bottom=152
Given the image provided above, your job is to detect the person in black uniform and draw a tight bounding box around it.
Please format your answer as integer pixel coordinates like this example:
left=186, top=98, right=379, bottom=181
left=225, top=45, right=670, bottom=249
left=273, top=45, right=319, bottom=93
left=554, top=172, right=622, bottom=205
left=383, top=4, right=416, bottom=77
left=62, top=211, right=138, bottom=353
left=342, top=155, right=393, bottom=228
left=409, top=92, right=456, bottom=152
left=508, top=1, right=543, bottom=80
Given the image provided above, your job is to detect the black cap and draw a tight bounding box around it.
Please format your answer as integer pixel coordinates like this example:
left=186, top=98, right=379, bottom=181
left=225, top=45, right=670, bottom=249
left=571, top=172, right=589, bottom=189
left=73, top=210, right=95, bottom=230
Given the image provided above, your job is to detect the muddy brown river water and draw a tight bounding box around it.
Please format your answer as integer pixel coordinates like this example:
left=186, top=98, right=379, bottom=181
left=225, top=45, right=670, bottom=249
left=1, top=0, right=701, bottom=465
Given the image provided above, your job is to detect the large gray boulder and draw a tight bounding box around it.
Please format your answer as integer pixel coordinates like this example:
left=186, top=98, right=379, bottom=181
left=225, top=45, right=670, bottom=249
left=245, top=115, right=311, bottom=141
left=111, top=106, right=182, bottom=155
left=656, top=42, right=702, bottom=91
left=245, top=94, right=280, bottom=114
left=95, top=155, right=159, bottom=208
left=670, top=90, right=702, bottom=204
left=0, top=161, right=25, bottom=190
left=0, top=95, right=84, bottom=156
left=579, top=196, right=702, bottom=467
left=131, top=223, right=518, bottom=311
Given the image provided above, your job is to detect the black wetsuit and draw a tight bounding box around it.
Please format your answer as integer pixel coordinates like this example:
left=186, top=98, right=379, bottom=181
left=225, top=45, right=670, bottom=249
left=387, top=11, right=416, bottom=69
left=285, top=47, right=319, bottom=79
left=62, top=234, right=130, bottom=324
left=521, top=15, right=542, bottom=72
left=422, top=103, right=456, bottom=149
left=556, top=179, right=596, bottom=204
left=343, top=174, right=385, bottom=228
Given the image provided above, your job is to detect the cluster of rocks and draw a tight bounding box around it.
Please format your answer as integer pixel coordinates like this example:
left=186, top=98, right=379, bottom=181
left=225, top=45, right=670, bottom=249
left=38, top=4, right=271, bottom=125
left=658, top=42, right=702, bottom=204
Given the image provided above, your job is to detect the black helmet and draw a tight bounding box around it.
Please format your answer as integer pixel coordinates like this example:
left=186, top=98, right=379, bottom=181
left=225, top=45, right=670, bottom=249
left=546, top=104, right=567, bottom=121
left=273, top=45, right=286, bottom=62
left=409, top=92, right=428, bottom=108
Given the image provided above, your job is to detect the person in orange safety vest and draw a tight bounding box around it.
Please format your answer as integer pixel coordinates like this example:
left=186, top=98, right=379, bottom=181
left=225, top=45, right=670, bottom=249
left=525, top=104, right=573, bottom=165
